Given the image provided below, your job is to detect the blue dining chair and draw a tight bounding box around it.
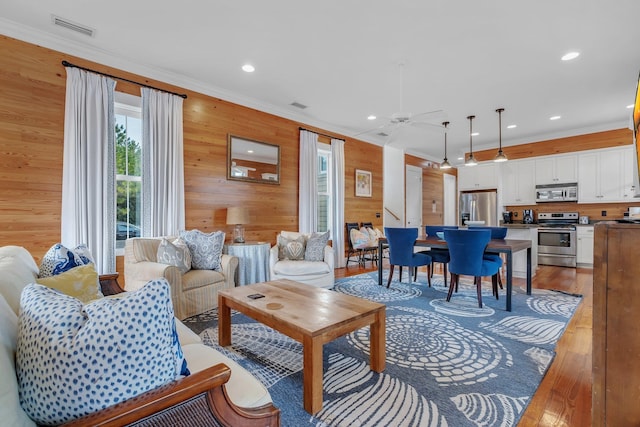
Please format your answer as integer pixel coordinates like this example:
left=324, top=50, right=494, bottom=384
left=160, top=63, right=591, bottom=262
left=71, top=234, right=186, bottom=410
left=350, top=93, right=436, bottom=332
left=444, top=229, right=503, bottom=308
left=423, top=225, right=459, bottom=287
left=384, top=227, right=432, bottom=288
left=472, top=226, right=507, bottom=291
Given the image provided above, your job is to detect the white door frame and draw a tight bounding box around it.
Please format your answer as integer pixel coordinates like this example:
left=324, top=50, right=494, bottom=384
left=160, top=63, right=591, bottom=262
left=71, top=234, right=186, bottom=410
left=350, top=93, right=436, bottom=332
left=405, top=165, right=422, bottom=228
left=443, top=173, right=457, bottom=225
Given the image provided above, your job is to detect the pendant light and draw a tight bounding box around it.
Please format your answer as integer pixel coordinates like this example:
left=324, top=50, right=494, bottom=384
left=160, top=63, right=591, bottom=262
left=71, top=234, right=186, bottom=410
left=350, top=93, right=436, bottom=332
left=465, top=115, right=477, bottom=166
left=494, top=108, right=508, bottom=162
left=440, top=121, right=452, bottom=169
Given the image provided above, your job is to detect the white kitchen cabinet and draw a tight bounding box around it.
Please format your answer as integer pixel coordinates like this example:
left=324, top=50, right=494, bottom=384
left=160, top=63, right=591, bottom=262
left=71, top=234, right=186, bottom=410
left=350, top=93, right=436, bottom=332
left=576, top=225, right=594, bottom=267
left=458, top=162, right=498, bottom=191
left=501, top=159, right=536, bottom=205
left=505, top=227, right=538, bottom=278
left=535, top=154, right=578, bottom=185
left=578, top=146, right=635, bottom=203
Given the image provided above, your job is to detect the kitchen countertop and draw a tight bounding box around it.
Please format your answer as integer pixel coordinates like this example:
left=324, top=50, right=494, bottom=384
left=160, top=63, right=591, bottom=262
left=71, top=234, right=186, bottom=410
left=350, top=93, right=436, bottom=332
left=500, top=223, right=539, bottom=228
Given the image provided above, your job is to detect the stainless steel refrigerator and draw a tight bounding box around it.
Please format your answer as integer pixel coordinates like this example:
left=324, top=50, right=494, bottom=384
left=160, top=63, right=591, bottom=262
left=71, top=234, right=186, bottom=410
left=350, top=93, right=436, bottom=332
left=459, top=190, right=498, bottom=226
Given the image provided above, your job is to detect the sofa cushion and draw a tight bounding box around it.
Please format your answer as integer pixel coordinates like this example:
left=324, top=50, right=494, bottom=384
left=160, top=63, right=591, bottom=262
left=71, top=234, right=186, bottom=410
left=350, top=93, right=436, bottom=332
left=304, top=231, right=330, bottom=262
left=174, top=319, right=202, bottom=346
left=278, top=234, right=306, bottom=260
left=182, top=344, right=271, bottom=408
left=0, top=246, right=39, bottom=316
left=273, top=259, right=331, bottom=276
left=16, top=279, right=189, bottom=425
left=182, top=269, right=225, bottom=291
left=35, top=264, right=103, bottom=303
left=157, top=237, right=192, bottom=274
left=179, top=230, right=225, bottom=271
left=38, top=243, right=94, bottom=278
left=350, top=228, right=371, bottom=249
left=0, top=294, right=35, bottom=427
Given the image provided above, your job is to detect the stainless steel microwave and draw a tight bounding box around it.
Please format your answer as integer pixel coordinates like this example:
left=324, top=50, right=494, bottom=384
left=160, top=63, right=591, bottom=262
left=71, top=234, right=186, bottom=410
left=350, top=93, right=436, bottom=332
left=535, top=183, right=578, bottom=203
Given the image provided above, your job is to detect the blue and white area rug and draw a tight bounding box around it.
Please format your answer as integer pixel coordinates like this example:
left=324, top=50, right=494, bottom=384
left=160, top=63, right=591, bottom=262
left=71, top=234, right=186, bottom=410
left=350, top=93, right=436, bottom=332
left=182, top=271, right=582, bottom=426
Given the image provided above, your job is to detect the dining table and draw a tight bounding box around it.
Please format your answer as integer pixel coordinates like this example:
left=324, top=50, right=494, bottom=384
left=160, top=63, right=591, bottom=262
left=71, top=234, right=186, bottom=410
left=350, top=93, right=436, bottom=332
left=377, top=235, right=532, bottom=312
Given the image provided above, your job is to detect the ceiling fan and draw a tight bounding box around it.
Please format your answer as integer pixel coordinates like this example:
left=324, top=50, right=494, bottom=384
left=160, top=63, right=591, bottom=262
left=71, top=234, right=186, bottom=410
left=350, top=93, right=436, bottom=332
left=356, top=62, right=445, bottom=140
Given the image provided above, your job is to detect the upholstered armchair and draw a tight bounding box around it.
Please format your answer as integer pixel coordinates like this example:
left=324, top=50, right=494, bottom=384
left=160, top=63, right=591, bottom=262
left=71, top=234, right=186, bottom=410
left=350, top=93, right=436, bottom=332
left=269, top=231, right=335, bottom=289
left=124, top=237, right=239, bottom=320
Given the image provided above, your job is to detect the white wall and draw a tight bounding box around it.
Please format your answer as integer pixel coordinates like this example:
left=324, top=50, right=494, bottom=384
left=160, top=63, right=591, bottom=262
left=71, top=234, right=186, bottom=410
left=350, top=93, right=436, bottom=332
left=383, top=145, right=405, bottom=228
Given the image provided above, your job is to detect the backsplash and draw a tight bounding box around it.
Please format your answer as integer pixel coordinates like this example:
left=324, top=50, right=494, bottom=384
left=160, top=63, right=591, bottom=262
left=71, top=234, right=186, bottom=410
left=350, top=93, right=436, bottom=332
left=504, top=201, right=640, bottom=222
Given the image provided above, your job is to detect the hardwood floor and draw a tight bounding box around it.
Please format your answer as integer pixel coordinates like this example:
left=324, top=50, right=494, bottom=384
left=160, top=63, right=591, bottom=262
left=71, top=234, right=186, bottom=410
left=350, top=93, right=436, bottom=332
left=335, top=261, right=593, bottom=427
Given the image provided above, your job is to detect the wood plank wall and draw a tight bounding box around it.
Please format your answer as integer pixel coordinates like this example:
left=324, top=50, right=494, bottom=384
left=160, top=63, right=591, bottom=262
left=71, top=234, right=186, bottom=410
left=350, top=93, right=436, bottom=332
left=0, top=35, right=382, bottom=285
left=405, top=155, right=457, bottom=227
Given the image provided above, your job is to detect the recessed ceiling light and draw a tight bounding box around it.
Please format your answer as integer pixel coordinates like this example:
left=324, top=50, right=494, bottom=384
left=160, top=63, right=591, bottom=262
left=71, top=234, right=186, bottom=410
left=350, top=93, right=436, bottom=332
left=561, top=51, right=580, bottom=61
left=550, top=115, right=561, bottom=121
left=507, top=124, right=517, bottom=129
left=367, top=115, right=377, bottom=120
left=471, top=132, right=479, bottom=136
left=627, top=104, right=634, bottom=109
left=247, top=150, right=254, bottom=153
left=242, top=64, right=255, bottom=73
left=457, top=156, right=464, bottom=160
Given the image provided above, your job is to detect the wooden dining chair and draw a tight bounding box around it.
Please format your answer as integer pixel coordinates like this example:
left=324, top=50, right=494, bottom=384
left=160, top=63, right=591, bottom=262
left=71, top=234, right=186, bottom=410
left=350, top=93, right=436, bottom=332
left=444, top=229, right=502, bottom=308
left=384, top=227, right=432, bottom=288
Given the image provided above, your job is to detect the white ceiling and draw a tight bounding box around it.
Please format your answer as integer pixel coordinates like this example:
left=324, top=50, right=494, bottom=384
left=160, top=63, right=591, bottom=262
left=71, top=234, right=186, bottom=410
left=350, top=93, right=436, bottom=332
left=2, top=1, right=640, bottom=165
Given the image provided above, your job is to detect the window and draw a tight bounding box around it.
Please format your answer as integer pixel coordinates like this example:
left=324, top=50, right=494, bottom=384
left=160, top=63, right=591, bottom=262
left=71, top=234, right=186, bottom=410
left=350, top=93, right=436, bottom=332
left=115, top=95, right=142, bottom=249
left=317, top=144, right=332, bottom=233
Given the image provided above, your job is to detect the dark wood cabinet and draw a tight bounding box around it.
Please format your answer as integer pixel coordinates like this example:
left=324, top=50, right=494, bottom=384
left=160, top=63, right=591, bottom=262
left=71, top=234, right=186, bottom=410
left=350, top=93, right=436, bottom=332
left=592, top=222, right=640, bottom=426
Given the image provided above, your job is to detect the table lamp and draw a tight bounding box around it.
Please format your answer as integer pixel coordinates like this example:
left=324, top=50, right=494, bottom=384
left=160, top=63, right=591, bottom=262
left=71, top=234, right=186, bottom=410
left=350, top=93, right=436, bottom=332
left=226, top=207, right=250, bottom=243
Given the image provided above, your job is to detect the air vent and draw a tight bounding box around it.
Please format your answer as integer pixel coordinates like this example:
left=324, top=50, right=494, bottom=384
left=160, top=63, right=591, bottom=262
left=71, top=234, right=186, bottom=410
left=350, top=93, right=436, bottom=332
left=377, top=132, right=389, bottom=137
left=52, top=15, right=95, bottom=37
left=290, top=101, right=308, bottom=110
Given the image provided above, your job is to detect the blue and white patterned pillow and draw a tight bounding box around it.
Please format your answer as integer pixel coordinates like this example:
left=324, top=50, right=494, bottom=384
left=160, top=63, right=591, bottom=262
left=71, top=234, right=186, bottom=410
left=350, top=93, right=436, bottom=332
left=16, top=279, right=189, bottom=425
left=304, top=231, right=330, bottom=262
left=179, top=230, right=225, bottom=271
left=38, top=243, right=95, bottom=278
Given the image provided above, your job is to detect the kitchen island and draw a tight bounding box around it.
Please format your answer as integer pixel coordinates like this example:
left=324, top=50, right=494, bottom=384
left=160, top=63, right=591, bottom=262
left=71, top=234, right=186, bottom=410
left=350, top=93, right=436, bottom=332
left=501, top=223, right=538, bottom=278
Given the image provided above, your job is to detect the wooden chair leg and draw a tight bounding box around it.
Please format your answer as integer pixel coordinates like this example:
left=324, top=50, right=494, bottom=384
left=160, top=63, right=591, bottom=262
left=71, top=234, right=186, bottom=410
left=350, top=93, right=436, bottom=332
left=387, top=265, right=395, bottom=288
left=443, top=264, right=448, bottom=288
left=399, top=266, right=403, bottom=283
left=492, top=274, right=499, bottom=300
left=475, top=276, right=483, bottom=308
left=447, top=274, right=458, bottom=302
left=426, top=265, right=431, bottom=287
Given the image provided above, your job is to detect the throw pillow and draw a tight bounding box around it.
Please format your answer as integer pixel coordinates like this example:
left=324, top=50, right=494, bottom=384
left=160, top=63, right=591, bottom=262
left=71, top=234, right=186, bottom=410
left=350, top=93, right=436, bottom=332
left=362, top=227, right=378, bottom=245
left=39, top=243, right=95, bottom=278
left=304, top=231, right=330, bottom=262
left=36, top=264, right=103, bottom=303
left=278, top=234, right=306, bottom=260
left=16, top=279, right=189, bottom=426
left=179, top=230, right=225, bottom=271
left=350, top=228, right=371, bottom=249
left=157, top=237, right=192, bottom=273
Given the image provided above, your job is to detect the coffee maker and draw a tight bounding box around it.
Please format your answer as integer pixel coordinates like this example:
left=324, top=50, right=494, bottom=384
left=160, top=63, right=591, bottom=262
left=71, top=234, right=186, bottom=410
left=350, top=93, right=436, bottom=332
left=523, top=209, right=534, bottom=224
left=502, top=211, right=513, bottom=224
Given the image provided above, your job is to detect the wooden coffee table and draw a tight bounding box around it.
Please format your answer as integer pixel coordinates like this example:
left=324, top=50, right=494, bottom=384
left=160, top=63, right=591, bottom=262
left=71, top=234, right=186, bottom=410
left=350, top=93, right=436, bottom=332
left=218, top=279, right=386, bottom=414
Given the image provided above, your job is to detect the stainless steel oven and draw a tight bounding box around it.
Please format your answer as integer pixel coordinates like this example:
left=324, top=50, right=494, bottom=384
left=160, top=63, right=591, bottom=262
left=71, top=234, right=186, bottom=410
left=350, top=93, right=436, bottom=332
left=537, top=212, right=578, bottom=267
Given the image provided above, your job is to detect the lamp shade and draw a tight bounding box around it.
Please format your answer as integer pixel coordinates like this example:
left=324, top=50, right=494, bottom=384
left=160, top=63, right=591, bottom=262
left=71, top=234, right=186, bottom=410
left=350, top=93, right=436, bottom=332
left=226, top=207, right=250, bottom=225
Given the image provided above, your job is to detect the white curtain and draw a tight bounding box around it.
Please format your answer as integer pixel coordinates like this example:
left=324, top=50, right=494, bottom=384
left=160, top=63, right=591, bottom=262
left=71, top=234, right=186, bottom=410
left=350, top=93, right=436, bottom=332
left=298, top=130, right=318, bottom=233
left=61, top=67, right=116, bottom=274
left=141, top=88, right=185, bottom=237
left=331, top=138, right=346, bottom=267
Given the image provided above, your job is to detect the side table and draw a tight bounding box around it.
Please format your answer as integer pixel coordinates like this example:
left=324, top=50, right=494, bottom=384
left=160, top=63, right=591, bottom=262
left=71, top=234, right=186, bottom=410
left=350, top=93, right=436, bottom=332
left=223, top=241, right=271, bottom=286
left=98, top=273, right=124, bottom=296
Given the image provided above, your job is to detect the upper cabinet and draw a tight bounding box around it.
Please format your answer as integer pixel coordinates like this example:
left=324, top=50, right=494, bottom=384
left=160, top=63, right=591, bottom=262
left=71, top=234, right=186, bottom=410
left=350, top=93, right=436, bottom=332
left=502, top=159, right=536, bottom=205
left=458, top=162, right=499, bottom=191
left=578, top=146, right=635, bottom=203
left=535, top=154, right=577, bottom=185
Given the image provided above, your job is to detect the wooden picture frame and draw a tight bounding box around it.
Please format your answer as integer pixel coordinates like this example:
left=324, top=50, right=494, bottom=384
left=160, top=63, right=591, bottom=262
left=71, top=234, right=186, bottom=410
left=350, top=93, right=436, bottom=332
left=355, top=169, right=372, bottom=197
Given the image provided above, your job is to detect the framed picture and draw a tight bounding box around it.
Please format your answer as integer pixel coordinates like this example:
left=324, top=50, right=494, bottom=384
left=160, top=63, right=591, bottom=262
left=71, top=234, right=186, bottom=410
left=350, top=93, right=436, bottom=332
left=355, top=169, right=372, bottom=197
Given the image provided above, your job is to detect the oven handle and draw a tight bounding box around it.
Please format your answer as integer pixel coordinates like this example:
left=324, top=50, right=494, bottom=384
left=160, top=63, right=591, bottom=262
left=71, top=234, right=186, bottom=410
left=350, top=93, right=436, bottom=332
left=538, top=227, right=577, bottom=232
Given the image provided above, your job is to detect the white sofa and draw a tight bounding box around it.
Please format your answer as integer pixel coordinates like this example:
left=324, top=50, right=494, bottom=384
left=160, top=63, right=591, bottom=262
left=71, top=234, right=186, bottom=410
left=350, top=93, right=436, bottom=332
left=124, top=237, right=239, bottom=320
left=0, top=245, right=277, bottom=426
left=269, top=231, right=335, bottom=289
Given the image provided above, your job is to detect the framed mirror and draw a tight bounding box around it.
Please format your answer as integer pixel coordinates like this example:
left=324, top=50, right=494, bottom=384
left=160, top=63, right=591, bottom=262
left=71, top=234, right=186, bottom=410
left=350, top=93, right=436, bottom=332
left=227, top=135, right=280, bottom=184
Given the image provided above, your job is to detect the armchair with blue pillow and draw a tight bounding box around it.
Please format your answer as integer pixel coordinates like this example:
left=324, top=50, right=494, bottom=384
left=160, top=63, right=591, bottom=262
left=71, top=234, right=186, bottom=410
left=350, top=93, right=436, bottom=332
left=0, top=244, right=279, bottom=427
